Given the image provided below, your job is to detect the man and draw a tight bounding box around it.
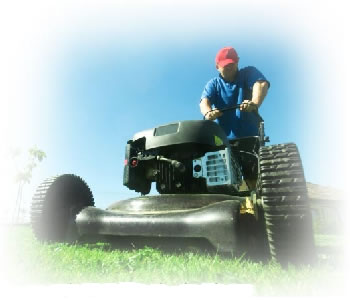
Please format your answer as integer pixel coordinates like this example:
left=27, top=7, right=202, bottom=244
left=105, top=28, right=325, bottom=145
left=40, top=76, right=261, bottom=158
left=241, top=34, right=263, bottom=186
left=200, top=46, right=270, bottom=188
left=200, top=46, right=269, bottom=139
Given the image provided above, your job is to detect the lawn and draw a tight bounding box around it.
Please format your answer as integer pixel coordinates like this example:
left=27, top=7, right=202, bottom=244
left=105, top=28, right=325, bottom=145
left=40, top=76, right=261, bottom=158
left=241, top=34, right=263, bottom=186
left=2, top=225, right=346, bottom=296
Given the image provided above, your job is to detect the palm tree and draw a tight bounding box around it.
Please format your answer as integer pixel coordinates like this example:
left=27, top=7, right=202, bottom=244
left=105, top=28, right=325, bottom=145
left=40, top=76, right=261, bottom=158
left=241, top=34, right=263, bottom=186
left=12, top=146, right=46, bottom=223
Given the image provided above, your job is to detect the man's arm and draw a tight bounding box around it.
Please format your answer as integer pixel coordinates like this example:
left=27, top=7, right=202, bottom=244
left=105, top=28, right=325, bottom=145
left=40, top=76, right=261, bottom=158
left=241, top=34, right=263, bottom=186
left=240, top=80, right=269, bottom=112
left=200, top=98, right=223, bottom=120
left=251, top=80, right=269, bottom=107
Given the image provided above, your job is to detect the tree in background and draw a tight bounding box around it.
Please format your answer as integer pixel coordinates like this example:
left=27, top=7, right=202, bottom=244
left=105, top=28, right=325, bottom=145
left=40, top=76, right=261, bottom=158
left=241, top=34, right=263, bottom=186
left=11, top=146, right=46, bottom=223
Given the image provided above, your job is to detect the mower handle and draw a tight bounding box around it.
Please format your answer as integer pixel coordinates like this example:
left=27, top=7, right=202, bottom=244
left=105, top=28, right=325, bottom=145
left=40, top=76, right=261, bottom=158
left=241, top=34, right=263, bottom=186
left=203, top=105, right=264, bottom=122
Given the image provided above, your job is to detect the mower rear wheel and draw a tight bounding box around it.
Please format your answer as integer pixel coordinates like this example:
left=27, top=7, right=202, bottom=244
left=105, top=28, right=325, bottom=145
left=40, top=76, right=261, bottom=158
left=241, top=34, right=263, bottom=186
left=258, top=143, right=316, bottom=265
left=237, top=211, right=270, bottom=261
left=30, top=174, right=94, bottom=242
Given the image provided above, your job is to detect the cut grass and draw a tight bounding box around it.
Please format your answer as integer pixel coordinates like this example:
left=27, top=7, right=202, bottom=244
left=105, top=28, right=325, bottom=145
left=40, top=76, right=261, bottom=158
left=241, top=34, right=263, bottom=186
left=2, top=226, right=346, bottom=296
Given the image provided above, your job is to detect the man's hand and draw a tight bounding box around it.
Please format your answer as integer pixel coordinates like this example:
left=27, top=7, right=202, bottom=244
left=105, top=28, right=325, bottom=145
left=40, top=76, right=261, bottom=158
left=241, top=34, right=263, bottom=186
left=205, top=109, right=223, bottom=120
left=240, top=100, right=258, bottom=112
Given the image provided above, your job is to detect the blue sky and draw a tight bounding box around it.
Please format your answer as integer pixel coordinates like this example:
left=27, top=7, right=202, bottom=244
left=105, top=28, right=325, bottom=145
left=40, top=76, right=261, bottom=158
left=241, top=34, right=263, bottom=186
left=1, top=0, right=348, bottom=213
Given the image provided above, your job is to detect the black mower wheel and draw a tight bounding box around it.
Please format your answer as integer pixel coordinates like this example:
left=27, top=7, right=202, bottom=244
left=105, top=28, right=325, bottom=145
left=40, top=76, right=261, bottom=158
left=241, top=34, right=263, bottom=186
left=30, top=174, right=94, bottom=242
left=258, top=143, right=316, bottom=265
left=237, top=211, right=270, bottom=261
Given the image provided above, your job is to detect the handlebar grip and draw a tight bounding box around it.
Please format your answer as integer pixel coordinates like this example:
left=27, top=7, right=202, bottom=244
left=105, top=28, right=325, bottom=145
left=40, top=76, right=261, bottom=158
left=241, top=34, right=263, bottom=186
left=203, top=104, right=264, bottom=122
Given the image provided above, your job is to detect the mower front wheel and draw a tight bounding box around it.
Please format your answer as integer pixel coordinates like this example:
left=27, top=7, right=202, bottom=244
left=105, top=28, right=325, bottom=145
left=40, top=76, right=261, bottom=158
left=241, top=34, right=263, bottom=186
left=30, top=174, right=94, bottom=242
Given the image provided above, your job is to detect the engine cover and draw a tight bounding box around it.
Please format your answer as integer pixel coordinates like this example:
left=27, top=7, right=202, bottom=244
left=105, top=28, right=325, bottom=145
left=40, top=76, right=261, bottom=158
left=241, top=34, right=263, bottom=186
left=132, top=120, right=229, bottom=152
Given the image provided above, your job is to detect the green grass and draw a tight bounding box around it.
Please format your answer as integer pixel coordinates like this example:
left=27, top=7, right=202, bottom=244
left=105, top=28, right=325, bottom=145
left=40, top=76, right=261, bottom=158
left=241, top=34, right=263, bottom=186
left=3, top=226, right=346, bottom=296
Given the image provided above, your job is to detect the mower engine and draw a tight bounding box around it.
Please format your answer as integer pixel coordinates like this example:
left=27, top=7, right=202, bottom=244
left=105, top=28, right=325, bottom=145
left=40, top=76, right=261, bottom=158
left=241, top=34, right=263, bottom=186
left=123, top=120, right=242, bottom=195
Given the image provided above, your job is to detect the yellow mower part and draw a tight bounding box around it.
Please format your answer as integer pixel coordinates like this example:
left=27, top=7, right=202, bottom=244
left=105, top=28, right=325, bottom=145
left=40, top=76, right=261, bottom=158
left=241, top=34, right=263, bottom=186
left=240, top=196, right=255, bottom=215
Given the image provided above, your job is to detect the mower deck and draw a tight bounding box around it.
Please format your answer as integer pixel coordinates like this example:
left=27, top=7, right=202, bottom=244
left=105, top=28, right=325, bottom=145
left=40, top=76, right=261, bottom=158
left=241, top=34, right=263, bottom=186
left=76, top=194, right=244, bottom=253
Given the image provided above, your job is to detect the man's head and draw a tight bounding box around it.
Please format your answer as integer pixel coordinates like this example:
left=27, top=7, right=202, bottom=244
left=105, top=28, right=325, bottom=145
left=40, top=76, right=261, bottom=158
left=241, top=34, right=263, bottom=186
left=215, top=47, right=239, bottom=68
left=215, top=46, right=239, bottom=82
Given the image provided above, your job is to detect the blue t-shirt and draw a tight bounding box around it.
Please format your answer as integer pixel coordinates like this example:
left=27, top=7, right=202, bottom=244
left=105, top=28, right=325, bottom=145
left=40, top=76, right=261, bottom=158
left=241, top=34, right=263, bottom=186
left=201, top=66, right=268, bottom=139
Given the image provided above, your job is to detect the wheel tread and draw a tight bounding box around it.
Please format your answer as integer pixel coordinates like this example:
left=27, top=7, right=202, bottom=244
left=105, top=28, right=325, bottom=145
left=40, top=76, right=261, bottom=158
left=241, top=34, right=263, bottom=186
left=30, top=174, right=94, bottom=242
left=258, top=143, right=315, bottom=265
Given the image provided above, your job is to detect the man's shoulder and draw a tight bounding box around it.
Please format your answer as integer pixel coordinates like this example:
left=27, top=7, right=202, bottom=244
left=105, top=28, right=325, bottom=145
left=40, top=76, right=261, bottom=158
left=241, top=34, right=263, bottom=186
left=204, top=76, right=222, bottom=89
left=237, top=66, right=266, bottom=85
left=238, top=66, right=259, bottom=74
left=206, top=76, right=221, bottom=83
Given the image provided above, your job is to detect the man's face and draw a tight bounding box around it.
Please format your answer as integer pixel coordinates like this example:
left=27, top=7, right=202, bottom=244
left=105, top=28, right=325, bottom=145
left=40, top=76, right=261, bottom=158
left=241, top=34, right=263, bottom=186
left=217, top=63, right=238, bottom=82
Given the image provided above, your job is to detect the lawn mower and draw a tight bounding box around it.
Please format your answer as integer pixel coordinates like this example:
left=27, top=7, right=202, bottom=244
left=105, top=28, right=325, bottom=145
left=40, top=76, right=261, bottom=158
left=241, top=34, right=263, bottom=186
left=30, top=107, right=315, bottom=264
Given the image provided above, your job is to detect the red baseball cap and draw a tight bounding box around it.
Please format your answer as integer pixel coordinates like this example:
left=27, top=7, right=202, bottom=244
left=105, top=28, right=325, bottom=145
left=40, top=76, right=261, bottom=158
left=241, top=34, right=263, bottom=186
left=215, top=46, right=239, bottom=68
